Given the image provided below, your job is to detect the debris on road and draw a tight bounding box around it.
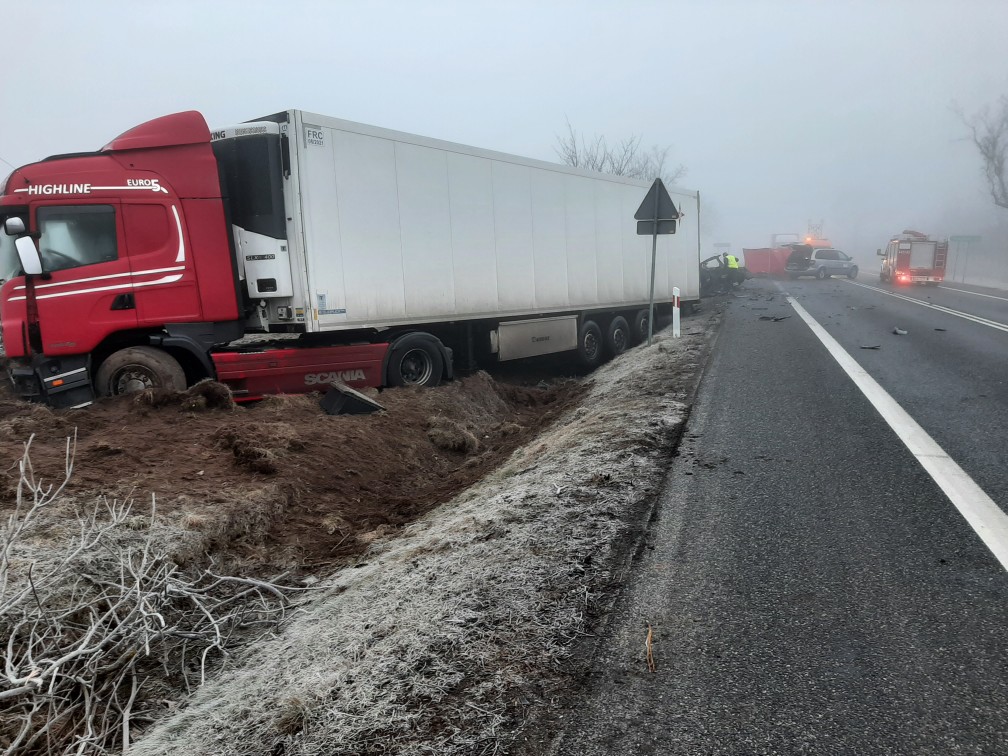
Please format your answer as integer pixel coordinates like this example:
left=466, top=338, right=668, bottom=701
left=645, top=622, right=656, bottom=673
left=758, top=315, right=791, bottom=322
left=860, top=345, right=882, bottom=350
left=893, top=328, right=908, bottom=335
left=935, top=328, right=947, bottom=332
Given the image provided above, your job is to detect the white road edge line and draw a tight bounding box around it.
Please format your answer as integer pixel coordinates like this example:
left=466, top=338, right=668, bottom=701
left=844, top=280, right=1008, bottom=333
left=939, top=285, right=1008, bottom=303
left=787, top=295, right=1008, bottom=572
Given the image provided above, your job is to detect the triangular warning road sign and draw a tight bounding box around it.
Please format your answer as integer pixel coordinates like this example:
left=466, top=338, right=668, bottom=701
left=634, top=178, right=680, bottom=221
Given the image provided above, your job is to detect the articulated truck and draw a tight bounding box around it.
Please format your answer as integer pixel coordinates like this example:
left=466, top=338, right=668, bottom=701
left=0, top=110, right=700, bottom=408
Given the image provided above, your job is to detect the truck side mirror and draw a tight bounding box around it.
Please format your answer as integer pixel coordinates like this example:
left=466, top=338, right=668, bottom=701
left=876, top=248, right=884, bottom=256
left=15, top=236, right=43, bottom=275
left=4, top=217, right=26, bottom=235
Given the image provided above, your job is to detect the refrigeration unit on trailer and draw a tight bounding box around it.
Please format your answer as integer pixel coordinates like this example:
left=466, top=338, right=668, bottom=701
left=1, top=109, right=700, bottom=408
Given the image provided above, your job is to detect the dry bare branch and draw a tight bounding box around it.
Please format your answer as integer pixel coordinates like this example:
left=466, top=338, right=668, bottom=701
left=957, top=96, right=1008, bottom=210
left=555, top=118, right=687, bottom=186
left=0, top=434, right=296, bottom=756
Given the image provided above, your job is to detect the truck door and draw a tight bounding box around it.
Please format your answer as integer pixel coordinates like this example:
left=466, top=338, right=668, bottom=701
left=122, top=201, right=202, bottom=326
left=30, top=202, right=138, bottom=356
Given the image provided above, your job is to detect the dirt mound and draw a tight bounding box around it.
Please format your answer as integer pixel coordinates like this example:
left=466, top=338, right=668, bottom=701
left=0, top=370, right=581, bottom=576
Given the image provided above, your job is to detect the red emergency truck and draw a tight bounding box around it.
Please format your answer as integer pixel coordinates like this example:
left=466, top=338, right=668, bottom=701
left=878, top=230, right=947, bottom=286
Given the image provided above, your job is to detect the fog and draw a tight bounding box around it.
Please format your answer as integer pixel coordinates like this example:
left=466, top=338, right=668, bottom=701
left=6, top=0, right=1008, bottom=279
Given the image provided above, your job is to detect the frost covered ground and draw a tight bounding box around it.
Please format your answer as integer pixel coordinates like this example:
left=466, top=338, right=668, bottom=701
left=128, top=312, right=719, bottom=756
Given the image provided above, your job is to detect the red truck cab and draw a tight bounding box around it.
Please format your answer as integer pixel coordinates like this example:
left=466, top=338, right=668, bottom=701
left=1, top=112, right=244, bottom=407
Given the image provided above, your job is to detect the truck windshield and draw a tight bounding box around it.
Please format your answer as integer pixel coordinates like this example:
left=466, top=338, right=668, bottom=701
left=37, top=205, right=117, bottom=272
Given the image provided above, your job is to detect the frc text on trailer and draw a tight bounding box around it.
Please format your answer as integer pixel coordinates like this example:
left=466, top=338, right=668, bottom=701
left=0, top=110, right=700, bottom=408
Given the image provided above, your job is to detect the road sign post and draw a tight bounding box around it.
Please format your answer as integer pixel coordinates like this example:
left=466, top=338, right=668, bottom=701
left=634, top=178, right=680, bottom=346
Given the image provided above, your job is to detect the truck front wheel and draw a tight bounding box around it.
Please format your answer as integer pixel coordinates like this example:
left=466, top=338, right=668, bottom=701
left=386, top=334, right=444, bottom=388
left=95, top=346, right=186, bottom=397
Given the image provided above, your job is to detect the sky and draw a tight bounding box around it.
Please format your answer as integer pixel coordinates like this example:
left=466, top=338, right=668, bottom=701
left=5, top=0, right=1008, bottom=267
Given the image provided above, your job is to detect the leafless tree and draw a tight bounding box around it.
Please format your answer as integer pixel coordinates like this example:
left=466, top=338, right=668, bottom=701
left=555, top=119, right=687, bottom=186
left=958, top=96, right=1008, bottom=210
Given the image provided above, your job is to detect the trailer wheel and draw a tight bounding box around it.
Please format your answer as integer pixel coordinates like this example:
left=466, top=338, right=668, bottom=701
left=847, top=265, right=859, bottom=280
left=577, top=320, right=604, bottom=368
left=631, top=309, right=650, bottom=345
left=95, top=346, right=186, bottom=397
left=605, top=316, right=630, bottom=356
left=386, top=334, right=444, bottom=388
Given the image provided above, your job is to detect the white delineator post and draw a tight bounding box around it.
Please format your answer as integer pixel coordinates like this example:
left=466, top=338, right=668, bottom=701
left=672, top=286, right=681, bottom=337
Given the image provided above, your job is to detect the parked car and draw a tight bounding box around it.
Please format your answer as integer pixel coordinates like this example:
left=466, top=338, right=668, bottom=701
left=785, top=245, right=858, bottom=279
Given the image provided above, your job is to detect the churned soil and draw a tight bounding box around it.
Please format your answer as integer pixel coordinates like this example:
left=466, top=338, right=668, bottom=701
left=0, top=370, right=582, bottom=576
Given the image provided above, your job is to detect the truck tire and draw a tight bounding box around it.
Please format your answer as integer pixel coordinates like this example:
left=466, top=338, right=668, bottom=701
left=605, top=316, right=630, bottom=357
left=386, top=333, right=444, bottom=388
left=577, top=320, right=604, bottom=368
left=847, top=265, right=858, bottom=280
left=95, top=346, right=186, bottom=397
left=816, top=267, right=828, bottom=280
left=631, top=309, right=650, bottom=345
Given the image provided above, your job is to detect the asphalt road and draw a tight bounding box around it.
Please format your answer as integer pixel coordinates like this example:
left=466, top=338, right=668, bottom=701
left=785, top=275, right=1008, bottom=506
left=546, top=276, right=1008, bottom=755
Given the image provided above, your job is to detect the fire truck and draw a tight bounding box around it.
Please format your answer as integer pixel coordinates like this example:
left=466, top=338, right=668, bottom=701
left=878, top=230, right=947, bottom=285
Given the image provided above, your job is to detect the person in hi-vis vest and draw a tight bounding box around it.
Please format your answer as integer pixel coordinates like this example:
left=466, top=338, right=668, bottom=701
left=723, top=253, right=744, bottom=288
